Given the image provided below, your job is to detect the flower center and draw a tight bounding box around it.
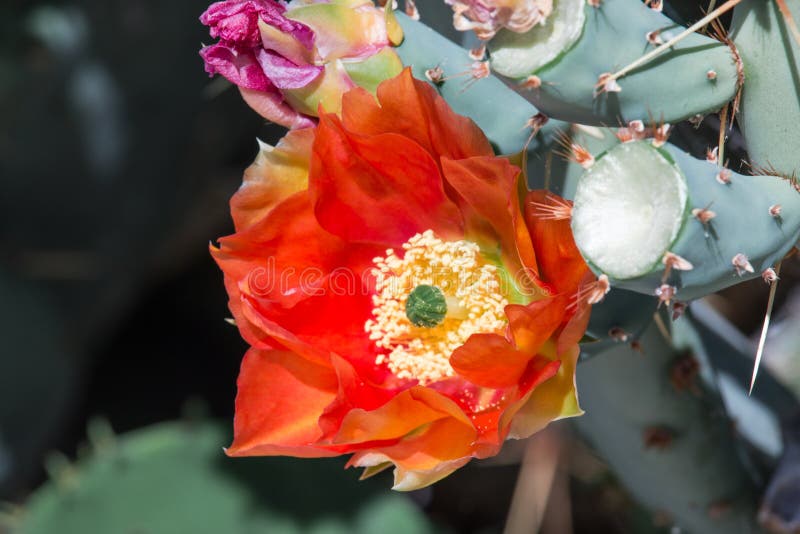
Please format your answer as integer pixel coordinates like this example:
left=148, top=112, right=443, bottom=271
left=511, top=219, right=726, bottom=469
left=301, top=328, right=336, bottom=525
left=365, top=230, right=509, bottom=385
left=405, top=285, right=448, bottom=328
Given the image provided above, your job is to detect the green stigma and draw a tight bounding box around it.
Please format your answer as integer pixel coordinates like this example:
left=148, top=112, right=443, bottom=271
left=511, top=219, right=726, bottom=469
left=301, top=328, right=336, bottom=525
left=405, top=285, right=447, bottom=328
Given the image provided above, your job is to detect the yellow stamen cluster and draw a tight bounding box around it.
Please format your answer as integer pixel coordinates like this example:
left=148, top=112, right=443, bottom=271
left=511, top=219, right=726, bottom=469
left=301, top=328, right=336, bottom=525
left=365, top=230, right=508, bottom=384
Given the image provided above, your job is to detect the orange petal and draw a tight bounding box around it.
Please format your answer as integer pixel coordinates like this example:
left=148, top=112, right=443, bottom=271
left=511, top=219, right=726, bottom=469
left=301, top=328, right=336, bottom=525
left=212, top=192, right=383, bottom=368
left=310, top=112, right=464, bottom=245
left=334, top=386, right=469, bottom=444
left=506, top=344, right=583, bottom=439
left=450, top=334, right=529, bottom=388
left=506, top=297, right=567, bottom=355
left=348, top=416, right=478, bottom=490
left=450, top=333, right=559, bottom=389
left=341, top=68, right=493, bottom=162
left=351, top=452, right=472, bottom=492
left=230, top=128, right=314, bottom=231
left=226, top=348, right=340, bottom=458
left=524, top=190, right=590, bottom=296
left=558, top=294, right=593, bottom=354
left=441, top=156, right=538, bottom=284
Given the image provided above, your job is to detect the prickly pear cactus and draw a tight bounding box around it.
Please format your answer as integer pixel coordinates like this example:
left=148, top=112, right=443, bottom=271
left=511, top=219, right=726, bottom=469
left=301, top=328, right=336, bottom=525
left=187, top=0, right=800, bottom=531
left=731, top=0, right=800, bottom=178
left=395, top=13, right=567, bottom=155
left=400, top=0, right=800, bottom=530
left=569, top=139, right=800, bottom=300
left=12, top=420, right=433, bottom=534
left=490, top=0, right=740, bottom=125
left=575, top=314, right=763, bottom=534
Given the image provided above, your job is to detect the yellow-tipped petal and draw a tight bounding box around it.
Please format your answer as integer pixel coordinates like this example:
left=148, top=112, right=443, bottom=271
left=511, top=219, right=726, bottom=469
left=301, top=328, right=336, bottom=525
left=384, top=0, right=405, bottom=46
left=507, top=345, right=583, bottom=439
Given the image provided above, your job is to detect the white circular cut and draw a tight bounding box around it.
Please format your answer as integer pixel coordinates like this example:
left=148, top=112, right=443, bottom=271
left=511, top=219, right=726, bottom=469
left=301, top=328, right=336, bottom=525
left=489, top=0, right=586, bottom=79
left=571, top=142, right=688, bottom=280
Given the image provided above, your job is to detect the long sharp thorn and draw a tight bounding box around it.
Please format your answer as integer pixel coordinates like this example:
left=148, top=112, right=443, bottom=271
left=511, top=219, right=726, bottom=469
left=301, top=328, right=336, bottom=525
left=751, top=261, right=782, bottom=395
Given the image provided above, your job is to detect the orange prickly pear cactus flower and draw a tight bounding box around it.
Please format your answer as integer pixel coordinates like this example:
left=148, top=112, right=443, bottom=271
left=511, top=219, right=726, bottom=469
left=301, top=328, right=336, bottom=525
left=211, top=68, right=594, bottom=490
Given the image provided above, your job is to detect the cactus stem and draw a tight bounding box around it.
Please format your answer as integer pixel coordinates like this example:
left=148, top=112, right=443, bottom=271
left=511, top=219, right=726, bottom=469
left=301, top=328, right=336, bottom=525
left=751, top=260, right=782, bottom=394
left=594, top=0, right=743, bottom=90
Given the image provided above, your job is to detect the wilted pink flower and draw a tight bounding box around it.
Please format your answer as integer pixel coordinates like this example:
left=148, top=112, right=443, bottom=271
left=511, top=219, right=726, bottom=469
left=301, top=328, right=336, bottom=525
left=446, top=0, right=553, bottom=40
left=200, top=0, right=403, bottom=128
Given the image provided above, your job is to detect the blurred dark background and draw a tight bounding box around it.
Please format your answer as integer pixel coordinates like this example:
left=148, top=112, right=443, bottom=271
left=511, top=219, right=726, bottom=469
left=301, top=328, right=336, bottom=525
left=2, top=1, right=800, bottom=533
left=1, top=0, right=276, bottom=496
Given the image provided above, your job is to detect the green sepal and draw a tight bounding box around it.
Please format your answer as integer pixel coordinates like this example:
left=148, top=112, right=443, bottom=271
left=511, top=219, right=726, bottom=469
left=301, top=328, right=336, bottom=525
left=343, top=47, right=404, bottom=94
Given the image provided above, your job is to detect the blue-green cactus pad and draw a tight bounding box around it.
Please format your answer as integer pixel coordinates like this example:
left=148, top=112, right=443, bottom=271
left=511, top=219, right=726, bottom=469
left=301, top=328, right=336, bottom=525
left=491, top=0, right=740, bottom=125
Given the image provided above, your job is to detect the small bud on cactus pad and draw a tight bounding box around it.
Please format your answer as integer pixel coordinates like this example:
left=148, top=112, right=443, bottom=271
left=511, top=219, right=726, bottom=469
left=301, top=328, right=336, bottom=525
left=446, top=0, right=555, bottom=40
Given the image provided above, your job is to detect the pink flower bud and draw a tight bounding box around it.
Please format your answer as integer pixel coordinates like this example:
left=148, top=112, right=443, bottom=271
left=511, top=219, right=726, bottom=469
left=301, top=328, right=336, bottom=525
left=199, top=0, right=403, bottom=128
